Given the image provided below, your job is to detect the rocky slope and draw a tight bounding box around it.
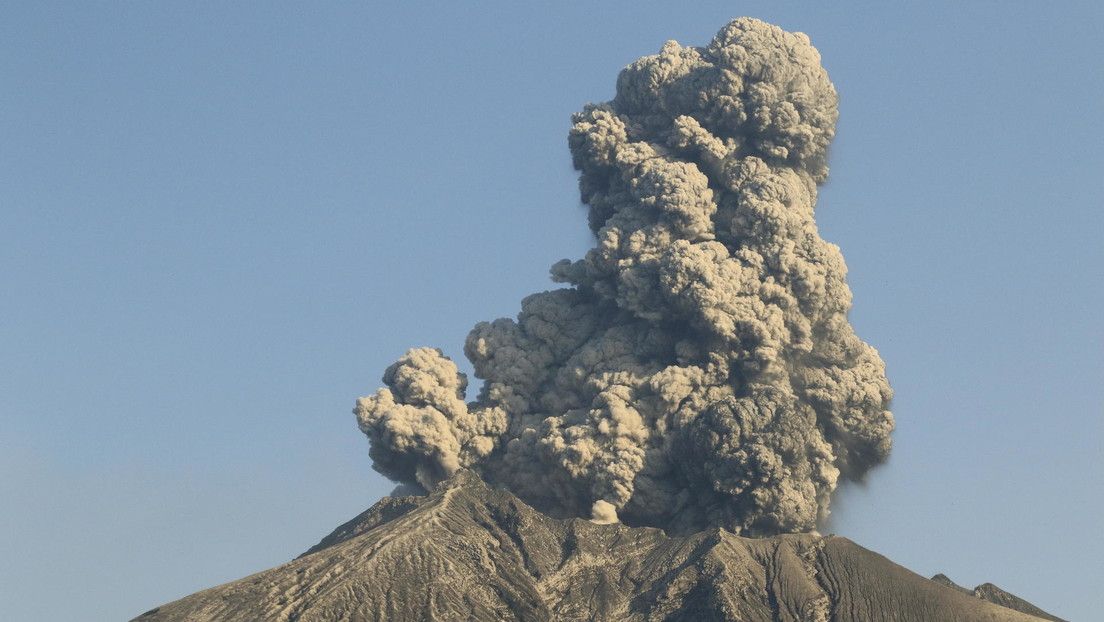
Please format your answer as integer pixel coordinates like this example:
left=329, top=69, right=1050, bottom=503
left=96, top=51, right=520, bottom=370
left=132, top=471, right=1061, bottom=621
left=931, top=574, right=1065, bottom=621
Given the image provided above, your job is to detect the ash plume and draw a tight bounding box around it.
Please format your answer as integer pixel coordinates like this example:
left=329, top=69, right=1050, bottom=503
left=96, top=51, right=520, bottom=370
left=355, top=17, right=893, bottom=536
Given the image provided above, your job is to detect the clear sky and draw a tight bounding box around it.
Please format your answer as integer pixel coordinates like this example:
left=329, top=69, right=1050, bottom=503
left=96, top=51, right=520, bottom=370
left=2, top=2, right=1100, bottom=621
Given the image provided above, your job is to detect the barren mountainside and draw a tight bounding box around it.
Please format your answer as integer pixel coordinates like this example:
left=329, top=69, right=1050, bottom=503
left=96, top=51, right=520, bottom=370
left=132, top=471, right=1061, bottom=622
left=930, top=574, right=1065, bottom=622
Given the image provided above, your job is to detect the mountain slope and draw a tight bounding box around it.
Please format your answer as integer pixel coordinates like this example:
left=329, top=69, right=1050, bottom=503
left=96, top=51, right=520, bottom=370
left=932, top=574, right=1066, bottom=622
left=132, top=471, right=1060, bottom=622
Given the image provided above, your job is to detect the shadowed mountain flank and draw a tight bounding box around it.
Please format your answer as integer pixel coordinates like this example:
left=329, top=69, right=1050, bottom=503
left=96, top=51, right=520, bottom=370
left=132, top=472, right=1060, bottom=622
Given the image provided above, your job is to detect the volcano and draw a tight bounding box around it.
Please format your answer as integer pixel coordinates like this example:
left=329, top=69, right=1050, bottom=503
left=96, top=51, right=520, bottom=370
left=131, top=471, right=1062, bottom=621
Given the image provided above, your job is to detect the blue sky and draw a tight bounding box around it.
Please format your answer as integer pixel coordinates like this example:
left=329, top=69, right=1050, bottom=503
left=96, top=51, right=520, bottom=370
left=2, top=2, right=1100, bottom=620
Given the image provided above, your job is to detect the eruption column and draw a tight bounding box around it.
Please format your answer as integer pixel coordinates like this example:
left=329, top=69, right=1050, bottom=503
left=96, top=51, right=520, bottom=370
left=356, top=17, right=893, bottom=536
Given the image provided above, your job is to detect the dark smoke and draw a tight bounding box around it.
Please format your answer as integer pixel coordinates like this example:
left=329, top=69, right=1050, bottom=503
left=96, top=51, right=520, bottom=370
left=355, top=17, right=893, bottom=536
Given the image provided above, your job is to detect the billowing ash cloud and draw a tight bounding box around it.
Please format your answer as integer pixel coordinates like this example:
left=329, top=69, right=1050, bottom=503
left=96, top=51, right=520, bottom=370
left=355, top=17, right=893, bottom=536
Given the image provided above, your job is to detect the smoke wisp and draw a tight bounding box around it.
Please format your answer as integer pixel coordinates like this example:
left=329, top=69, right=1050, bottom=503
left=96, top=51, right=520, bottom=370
left=355, top=17, right=893, bottom=536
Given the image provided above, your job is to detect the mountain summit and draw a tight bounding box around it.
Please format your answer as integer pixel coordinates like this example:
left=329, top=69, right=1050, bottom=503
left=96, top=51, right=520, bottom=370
left=132, top=471, right=1061, bottom=621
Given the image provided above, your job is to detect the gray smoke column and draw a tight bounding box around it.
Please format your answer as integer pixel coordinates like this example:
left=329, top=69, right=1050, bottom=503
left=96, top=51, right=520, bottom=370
left=355, top=17, right=893, bottom=536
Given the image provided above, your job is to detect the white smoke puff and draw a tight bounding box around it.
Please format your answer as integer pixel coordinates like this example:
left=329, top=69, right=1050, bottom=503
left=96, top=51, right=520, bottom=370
left=590, top=500, right=620, bottom=524
left=355, top=17, right=893, bottom=537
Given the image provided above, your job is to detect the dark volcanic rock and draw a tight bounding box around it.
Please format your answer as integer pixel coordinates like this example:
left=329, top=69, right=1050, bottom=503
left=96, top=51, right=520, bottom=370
left=133, top=472, right=1060, bottom=621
